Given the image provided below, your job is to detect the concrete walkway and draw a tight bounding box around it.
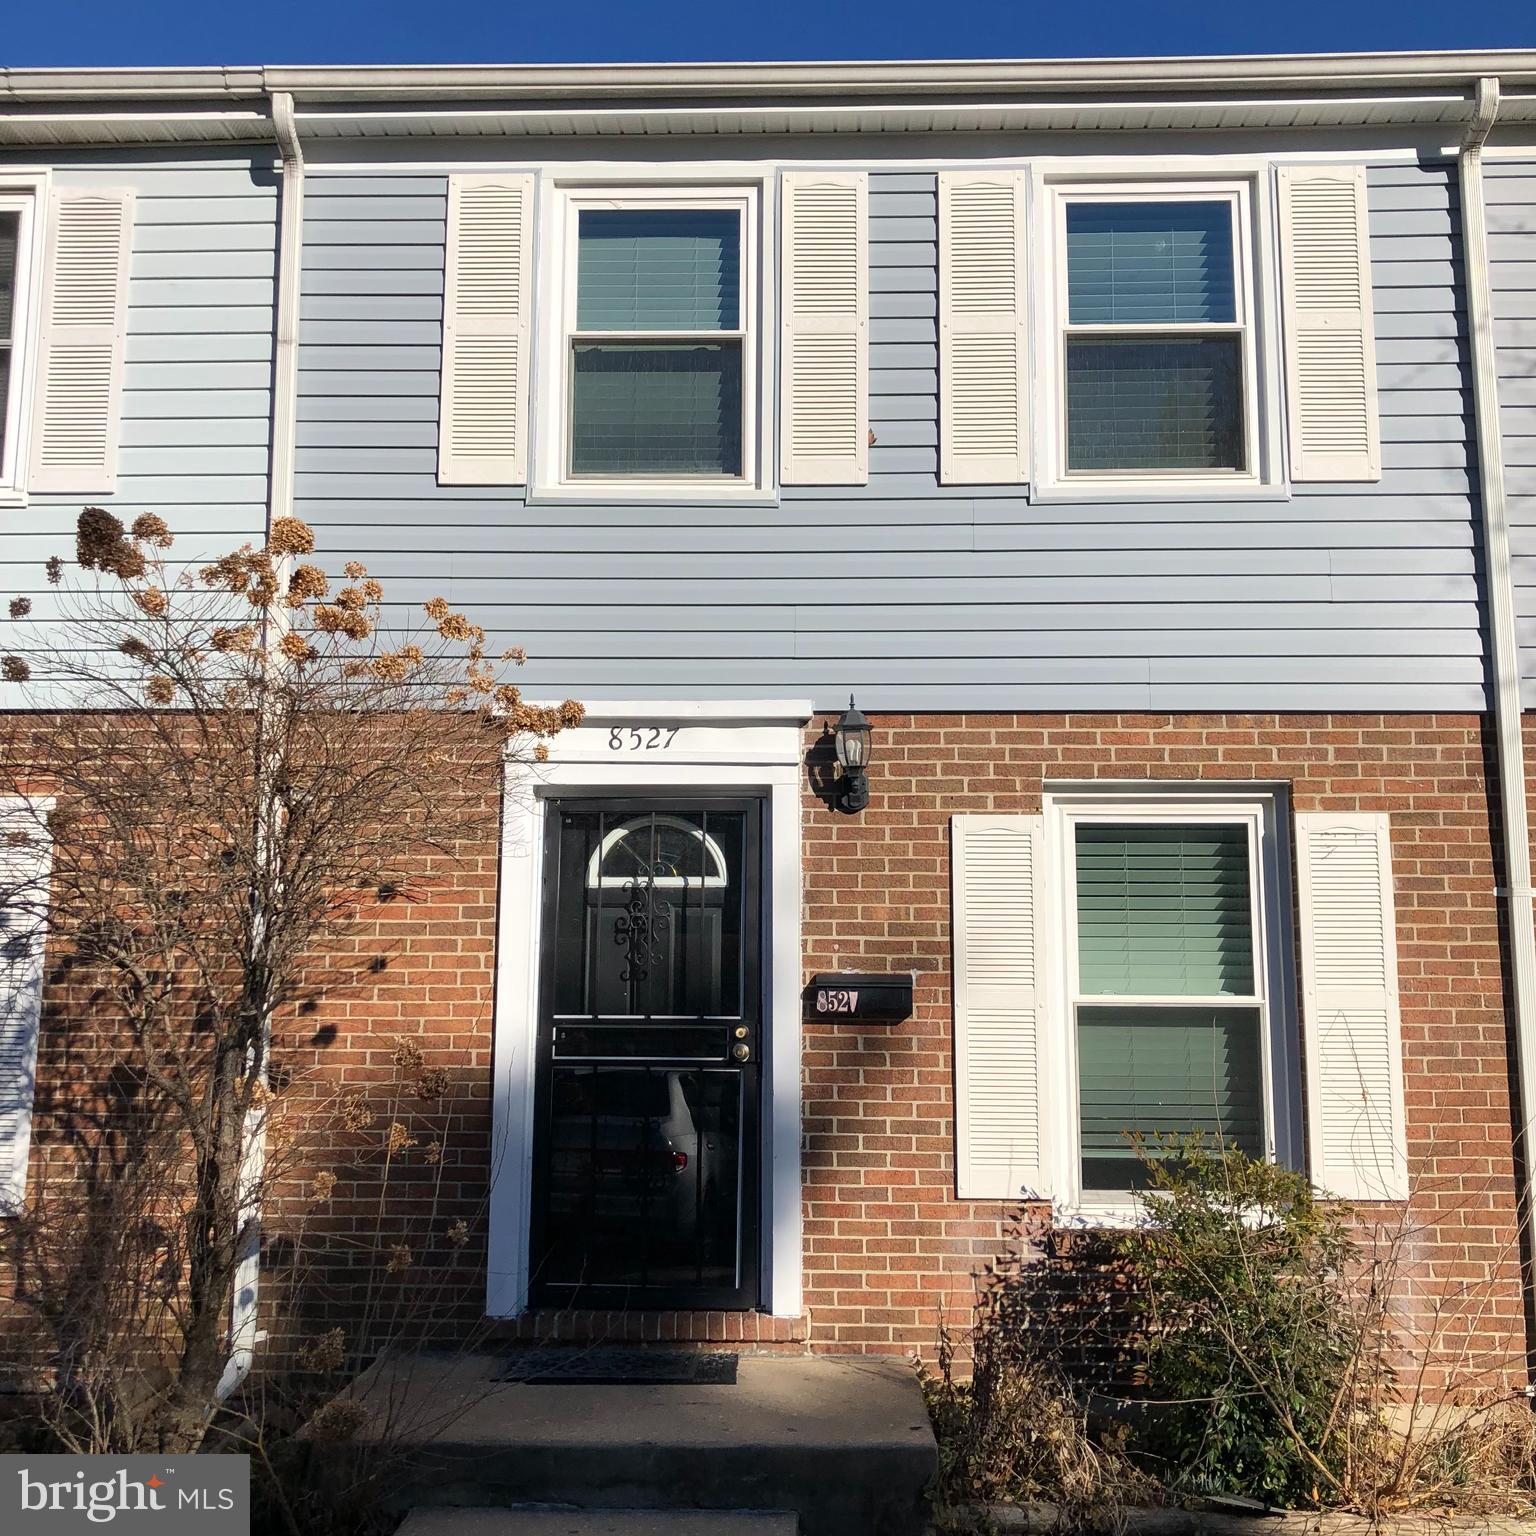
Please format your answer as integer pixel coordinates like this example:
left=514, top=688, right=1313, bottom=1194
left=348, top=1351, right=937, bottom=1536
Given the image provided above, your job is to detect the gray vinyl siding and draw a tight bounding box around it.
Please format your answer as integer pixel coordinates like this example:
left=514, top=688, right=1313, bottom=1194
left=1487, top=160, right=1536, bottom=707
left=0, top=152, right=278, bottom=706
left=291, top=160, right=1481, bottom=713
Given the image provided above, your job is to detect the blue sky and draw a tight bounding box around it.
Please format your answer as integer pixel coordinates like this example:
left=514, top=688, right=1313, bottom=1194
left=5, top=0, right=1534, bottom=68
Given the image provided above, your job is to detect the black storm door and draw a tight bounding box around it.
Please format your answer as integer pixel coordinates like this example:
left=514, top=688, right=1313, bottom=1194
left=530, top=798, right=763, bottom=1310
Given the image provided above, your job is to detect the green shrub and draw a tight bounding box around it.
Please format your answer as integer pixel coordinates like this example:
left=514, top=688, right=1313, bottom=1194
left=1115, top=1138, right=1370, bottom=1507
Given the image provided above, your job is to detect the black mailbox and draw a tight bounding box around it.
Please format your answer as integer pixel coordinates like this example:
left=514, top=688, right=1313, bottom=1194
left=805, top=972, right=914, bottom=1024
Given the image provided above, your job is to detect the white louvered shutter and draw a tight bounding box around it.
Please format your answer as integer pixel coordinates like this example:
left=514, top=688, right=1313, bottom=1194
left=1277, top=166, right=1381, bottom=483
left=938, top=171, right=1028, bottom=485
left=1295, top=813, right=1408, bottom=1201
left=28, top=188, right=134, bottom=495
left=439, top=173, right=534, bottom=486
left=779, top=171, right=868, bottom=486
left=951, top=814, right=1048, bottom=1201
left=0, top=801, right=51, bottom=1214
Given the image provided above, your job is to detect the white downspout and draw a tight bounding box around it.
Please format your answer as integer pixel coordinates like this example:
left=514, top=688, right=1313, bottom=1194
left=1458, top=78, right=1536, bottom=1307
left=218, top=88, right=305, bottom=1403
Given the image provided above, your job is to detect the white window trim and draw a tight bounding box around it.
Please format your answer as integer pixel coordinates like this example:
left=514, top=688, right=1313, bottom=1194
left=0, top=172, right=48, bottom=509
left=1042, top=785, right=1301, bottom=1226
left=1031, top=170, right=1285, bottom=501
left=530, top=176, right=775, bottom=504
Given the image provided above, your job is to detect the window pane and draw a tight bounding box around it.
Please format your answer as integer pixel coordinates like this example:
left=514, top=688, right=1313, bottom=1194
left=1066, top=200, right=1236, bottom=325
left=0, top=212, right=16, bottom=471
left=1078, top=1004, right=1265, bottom=1189
left=1076, top=823, right=1254, bottom=996
left=571, top=341, right=743, bottom=478
left=1066, top=336, right=1244, bottom=472
left=0, top=213, right=17, bottom=341
left=577, top=209, right=741, bottom=332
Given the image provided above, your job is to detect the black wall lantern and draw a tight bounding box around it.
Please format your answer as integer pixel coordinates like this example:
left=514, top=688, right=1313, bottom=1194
left=833, top=695, right=873, bottom=813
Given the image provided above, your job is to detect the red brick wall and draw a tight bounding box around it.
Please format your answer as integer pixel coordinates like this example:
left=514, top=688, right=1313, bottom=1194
left=801, top=712, right=1526, bottom=1388
left=8, top=711, right=1527, bottom=1391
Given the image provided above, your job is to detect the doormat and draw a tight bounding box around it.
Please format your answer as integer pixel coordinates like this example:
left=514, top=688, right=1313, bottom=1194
left=498, top=1348, right=739, bottom=1385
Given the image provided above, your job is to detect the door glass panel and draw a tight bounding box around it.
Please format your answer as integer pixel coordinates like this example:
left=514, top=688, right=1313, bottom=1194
left=542, top=1065, right=742, bottom=1291
left=551, top=808, right=747, bottom=1019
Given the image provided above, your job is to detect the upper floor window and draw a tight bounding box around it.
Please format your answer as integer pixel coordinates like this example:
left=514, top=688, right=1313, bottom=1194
left=542, top=186, right=762, bottom=495
left=1041, top=179, right=1274, bottom=494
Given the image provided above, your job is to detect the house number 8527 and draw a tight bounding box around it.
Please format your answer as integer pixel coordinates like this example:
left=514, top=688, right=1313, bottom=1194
left=607, top=727, right=680, bottom=751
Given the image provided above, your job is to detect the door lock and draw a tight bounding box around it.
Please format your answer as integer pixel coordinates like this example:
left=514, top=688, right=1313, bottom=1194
left=734, top=1026, right=749, bottom=1040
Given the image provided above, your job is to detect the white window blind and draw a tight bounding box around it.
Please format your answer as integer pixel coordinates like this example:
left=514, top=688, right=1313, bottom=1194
left=1073, top=823, right=1265, bottom=1191
left=1060, top=197, right=1247, bottom=475
left=569, top=207, right=745, bottom=478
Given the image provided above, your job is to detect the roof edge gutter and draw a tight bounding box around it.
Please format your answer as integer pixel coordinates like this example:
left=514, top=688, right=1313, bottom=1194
left=1457, top=78, right=1536, bottom=1334
left=0, top=49, right=1535, bottom=103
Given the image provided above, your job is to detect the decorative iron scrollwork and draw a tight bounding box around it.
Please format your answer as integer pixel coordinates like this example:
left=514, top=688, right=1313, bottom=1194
left=614, top=875, right=671, bottom=983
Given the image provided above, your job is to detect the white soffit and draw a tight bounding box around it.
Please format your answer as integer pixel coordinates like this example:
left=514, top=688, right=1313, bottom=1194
left=291, top=93, right=1480, bottom=139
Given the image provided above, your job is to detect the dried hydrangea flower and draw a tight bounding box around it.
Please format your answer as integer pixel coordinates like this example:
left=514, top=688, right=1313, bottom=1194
left=446, top=1219, right=469, bottom=1249
left=211, top=626, right=256, bottom=654
left=310, top=1170, right=337, bottom=1203
left=416, top=1067, right=449, bottom=1101
left=267, top=516, right=316, bottom=556
left=8, top=597, right=31, bottom=620
left=297, top=1327, right=347, bottom=1373
left=146, top=675, right=175, bottom=705
left=246, top=556, right=279, bottom=608
left=392, top=1038, right=425, bottom=1072
left=371, top=651, right=413, bottom=682
left=2, top=656, right=30, bottom=684
left=385, top=1121, right=417, bottom=1156
left=306, top=1398, right=370, bottom=1443
left=423, top=596, right=451, bottom=621
left=130, top=513, right=174, bottom=549
left=279, top=631, right=317, bottom=664
left=341, top=1094, right=374, bottom=1134
left=286, top=563, right=329, bottom=605
left=133, top=586, right=168, bottom=617
left=344, top=560, right=367, bottom=580
left=386, top=1243, right=412, bottom=1275
left=44, top=556, right=64, bottom=587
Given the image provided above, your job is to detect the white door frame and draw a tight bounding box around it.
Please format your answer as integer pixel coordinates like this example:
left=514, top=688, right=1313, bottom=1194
left=486, top=699, right=812, bottom=1319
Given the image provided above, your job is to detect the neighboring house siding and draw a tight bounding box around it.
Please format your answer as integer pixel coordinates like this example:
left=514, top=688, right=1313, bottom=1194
left=0, top=152, right=278, bottom=703
left=1488, top=160, right=1536, bottom=706
left=293, top=159, right=1481, bottom=713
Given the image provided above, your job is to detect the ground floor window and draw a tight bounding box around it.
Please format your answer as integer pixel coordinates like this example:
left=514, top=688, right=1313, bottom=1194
left=1047, top=789, right=1299, bottom=1213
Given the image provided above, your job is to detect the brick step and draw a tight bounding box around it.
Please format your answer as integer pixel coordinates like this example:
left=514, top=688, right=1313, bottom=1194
left=398, top=1508, right=798, bottom=1536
